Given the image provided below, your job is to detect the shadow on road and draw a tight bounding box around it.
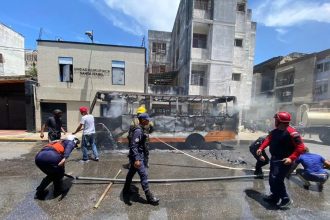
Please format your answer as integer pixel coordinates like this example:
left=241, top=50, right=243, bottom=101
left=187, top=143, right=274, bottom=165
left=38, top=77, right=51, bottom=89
left=244, top=189, right=278, bottom=210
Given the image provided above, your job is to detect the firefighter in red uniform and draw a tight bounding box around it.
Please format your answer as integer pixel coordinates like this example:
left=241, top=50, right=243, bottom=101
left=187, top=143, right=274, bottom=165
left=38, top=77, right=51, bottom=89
left=256, top=112, right=305, bottom=209
left=34, top=135, right=80, bottom=199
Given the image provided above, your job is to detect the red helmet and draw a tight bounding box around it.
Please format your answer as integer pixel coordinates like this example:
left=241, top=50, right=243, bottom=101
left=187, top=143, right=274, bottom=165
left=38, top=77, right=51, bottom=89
left=274, top=112, right=291, bottom=123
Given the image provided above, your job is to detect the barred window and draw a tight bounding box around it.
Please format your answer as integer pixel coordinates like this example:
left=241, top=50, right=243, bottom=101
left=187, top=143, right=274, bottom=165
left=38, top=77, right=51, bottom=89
left=152, top=42, right=166, bottom=54
left=191, top=71, right=204, bottom=86
left=232, top=73, right=241, bottom=81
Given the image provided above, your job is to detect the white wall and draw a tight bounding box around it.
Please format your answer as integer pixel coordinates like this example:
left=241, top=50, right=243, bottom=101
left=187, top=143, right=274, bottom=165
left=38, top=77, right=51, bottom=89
left=0, top=24, right=25, bottom=76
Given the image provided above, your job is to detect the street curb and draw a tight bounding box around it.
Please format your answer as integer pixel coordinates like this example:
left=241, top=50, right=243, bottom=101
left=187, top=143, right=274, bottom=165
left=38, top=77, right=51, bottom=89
left=0, top=138, right=46, bottom=142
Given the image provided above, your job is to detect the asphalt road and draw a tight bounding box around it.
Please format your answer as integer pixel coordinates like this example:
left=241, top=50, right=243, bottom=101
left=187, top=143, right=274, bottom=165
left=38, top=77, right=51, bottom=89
left=0, top=135, right=330, bottom=220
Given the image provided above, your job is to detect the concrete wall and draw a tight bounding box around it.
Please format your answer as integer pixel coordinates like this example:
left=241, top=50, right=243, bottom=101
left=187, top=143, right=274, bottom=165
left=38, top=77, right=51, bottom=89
left=36, top=41, right=146, bottom=131
left=147, top=0, right=256, bottom=105
left=0, top=23, right=25, bottom=76
left=148, top=30, right=171, bottom=73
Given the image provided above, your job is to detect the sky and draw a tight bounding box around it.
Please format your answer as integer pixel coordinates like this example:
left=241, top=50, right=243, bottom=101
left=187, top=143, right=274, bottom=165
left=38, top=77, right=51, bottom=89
left=1, top=0, right=330, bottom=64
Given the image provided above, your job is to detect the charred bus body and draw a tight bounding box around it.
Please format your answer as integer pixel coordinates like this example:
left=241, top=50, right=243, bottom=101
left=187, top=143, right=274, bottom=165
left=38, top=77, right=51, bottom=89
left=90, top=91, right=239, bottom=149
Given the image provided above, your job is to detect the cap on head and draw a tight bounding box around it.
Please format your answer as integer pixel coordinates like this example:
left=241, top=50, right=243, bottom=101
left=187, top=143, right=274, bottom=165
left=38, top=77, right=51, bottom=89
left=137, top=113, right=150, bottom=121
left=136, top=106, right=147, bottom=114
left=79, top=106, right=88, bottom=114
left=53, top=109, right=62, bottom=115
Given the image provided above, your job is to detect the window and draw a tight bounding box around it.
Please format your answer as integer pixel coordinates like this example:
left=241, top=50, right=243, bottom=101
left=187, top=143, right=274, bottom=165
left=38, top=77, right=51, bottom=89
left=324, top=62, right=330, bottom=72
left=195, top=0, right=209, bottom=10
left=234, top=39, right=243, bottom=47
left=152, top=42, right=166, bottom=54
left=191, top=71, right=204, bottom=86
left=237, top=3, right=245, bottom=12
left=232, top=73, right=241, bottom=81
left=276, top=87, right=293, bottom=103
left=314, top=81, right=328, bottom=95
left=316, top=63, right=324, bottom=73
left=0, top=53, right=3, bottom=74
left=59, top=57, right=73, bottom=82
left=276, top=71, right=294, bottom=87
left=112, top=60, right=125, bottom=85
left=193, top=33, right=207, bottom=49
left=160, top=65, right=166, bottom=73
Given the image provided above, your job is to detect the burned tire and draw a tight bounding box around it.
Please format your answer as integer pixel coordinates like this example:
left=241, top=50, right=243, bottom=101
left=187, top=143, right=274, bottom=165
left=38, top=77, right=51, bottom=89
left=185, top=133, right=205, bottom=149
left=319, top=130, right=330, bottom=145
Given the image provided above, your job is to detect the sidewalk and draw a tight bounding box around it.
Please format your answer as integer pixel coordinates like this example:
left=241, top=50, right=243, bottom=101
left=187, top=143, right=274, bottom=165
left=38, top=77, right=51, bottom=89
left=0, top=130, right=82, bottom=142
left=0, top=129, right=265, bottom=142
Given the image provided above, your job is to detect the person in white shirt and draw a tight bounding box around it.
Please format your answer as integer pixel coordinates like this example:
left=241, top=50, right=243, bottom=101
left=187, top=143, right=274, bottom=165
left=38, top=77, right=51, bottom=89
left=73, top=106, right=99, bottom=162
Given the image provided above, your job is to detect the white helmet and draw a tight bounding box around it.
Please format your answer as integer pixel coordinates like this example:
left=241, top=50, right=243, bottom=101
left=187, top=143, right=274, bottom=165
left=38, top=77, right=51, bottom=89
left=66, top=135, right=80, bottom=146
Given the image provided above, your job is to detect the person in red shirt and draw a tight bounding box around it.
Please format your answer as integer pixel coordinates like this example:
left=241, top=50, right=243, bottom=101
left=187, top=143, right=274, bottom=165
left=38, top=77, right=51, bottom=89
left=256, top=112, right=305, bottom=209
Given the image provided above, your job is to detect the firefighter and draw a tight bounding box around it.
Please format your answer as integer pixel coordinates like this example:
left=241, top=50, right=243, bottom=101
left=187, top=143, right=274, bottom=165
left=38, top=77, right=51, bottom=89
left=256, top=112, right=305, bottom=209
left=124, top=106, right=154, bottom=169
left=123, top=113, right=159, bottom=205
left=249, top=135, right=269, bottom=179
left=34, top=135, right=80, bottom=199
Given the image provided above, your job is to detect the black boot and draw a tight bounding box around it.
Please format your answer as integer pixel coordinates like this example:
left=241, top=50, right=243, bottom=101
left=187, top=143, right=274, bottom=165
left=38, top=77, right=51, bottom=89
left=145, top=190, right=159, bottom=205
left=254, top=167, right=264, bottom=179
left=34, top=189, right=49, bottom=200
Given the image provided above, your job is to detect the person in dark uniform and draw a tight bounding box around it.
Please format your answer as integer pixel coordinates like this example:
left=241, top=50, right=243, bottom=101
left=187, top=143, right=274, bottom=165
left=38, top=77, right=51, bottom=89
left=124, top=106, right=154, bottom=169
left=40, top=109, right=66, bottom=142
left=249, top=135, right=269, bottom=179
left=34, top=135, right=80, bottom=199
left=257, top=112, right=305, bottom=209
left=123, top=113, right=159, bottom=205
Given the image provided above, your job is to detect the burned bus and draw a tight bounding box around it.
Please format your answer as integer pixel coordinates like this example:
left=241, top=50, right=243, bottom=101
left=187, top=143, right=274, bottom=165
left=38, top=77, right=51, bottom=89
left=90, top=91, right=239, bottom=149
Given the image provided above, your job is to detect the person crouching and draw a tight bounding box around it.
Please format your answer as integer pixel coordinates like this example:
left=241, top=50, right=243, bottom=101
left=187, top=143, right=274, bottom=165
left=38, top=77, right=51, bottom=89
left=34, top=135, right=80, bottom=199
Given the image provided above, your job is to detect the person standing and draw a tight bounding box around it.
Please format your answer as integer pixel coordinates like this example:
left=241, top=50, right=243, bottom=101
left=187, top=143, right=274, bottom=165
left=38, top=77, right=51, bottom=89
left=290, top=147, right=330, bottom=191
left=123, top=113, right=159, bottom=205
left=124, top=105, right=154, bottom=169
left=256, top=112, right=305, bottom=209
left=34, top=135, right=80, bottom=199
left=40, top=109, right=66, bottom=142
left=73, top=106, right=99, bottom=162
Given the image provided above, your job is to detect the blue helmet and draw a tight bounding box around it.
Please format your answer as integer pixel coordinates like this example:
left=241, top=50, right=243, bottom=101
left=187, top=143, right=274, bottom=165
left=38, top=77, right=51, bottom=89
left=137, top=113, right=150, bottom=120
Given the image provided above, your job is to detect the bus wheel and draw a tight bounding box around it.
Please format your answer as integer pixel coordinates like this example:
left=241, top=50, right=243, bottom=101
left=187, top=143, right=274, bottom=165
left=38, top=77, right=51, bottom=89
left=185, top=133, right=205, bottom=149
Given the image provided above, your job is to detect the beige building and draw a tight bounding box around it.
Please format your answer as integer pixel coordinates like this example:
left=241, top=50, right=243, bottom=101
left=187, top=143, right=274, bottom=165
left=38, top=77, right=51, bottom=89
left=251, top=49, right=330, bottom=127
left=36, top=40, right=146, bottom=132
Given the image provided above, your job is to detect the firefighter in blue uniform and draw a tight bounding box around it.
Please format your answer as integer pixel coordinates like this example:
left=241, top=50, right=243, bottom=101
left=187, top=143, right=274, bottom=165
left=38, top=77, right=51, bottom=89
left=34, top=135, right=80, bottom=199
left=123, top=113, right=159, bottom=205
left=249, top=135, right=269, bottom=179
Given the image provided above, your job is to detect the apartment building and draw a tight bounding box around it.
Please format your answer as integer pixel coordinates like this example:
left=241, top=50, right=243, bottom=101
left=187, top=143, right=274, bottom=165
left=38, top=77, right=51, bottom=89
left=252, top=49, right=330, bottom=125
left=148, top=0, right=256, bottom=109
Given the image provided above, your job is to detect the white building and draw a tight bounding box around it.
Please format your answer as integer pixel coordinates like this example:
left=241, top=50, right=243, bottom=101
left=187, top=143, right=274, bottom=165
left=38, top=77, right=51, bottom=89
left=0, top=23, right=25, bottom=76
left=148, top=0, right=256, bottom=109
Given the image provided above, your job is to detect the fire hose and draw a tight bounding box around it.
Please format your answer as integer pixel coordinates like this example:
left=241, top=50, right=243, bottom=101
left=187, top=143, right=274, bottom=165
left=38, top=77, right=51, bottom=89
left=75, top=137, right=277, bottom=183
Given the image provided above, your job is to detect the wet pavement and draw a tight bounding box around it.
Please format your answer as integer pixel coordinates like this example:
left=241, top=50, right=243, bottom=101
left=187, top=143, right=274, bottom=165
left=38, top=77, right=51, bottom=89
left=1, top=135, right=330, bottom=220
